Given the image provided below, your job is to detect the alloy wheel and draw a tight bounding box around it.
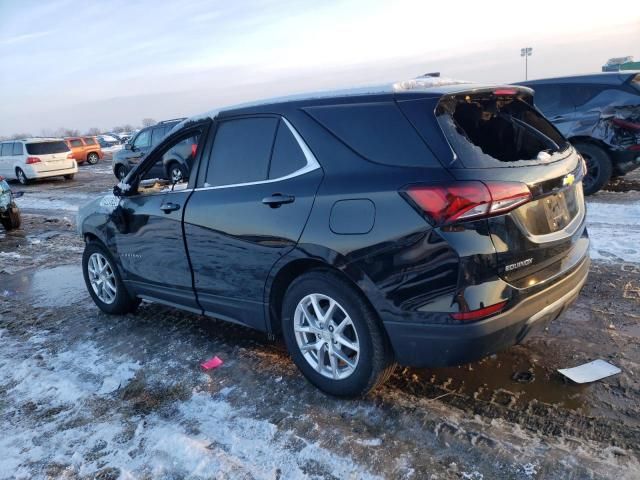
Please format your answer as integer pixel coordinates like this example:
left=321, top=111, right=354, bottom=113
left=170, top=166, right=183, bottom=183
left=87, top=252, right=117, bottom=304
left=583, top=153, right=598, bottom=192
left=293, top=293, right=360, bottom=380
left=16, top=169, right=27, bottom=185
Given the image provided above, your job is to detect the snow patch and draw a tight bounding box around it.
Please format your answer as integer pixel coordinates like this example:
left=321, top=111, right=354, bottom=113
left=586, top=199, right=640, bottom=264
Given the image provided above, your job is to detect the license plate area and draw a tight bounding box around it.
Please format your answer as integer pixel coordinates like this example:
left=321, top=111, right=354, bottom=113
left=511, top=184, right=581, bottom=236
left=543, top=191, right=571, bottom=232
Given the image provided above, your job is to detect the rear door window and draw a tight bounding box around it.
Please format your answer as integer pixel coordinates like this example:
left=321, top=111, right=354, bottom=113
left=305, top=102, right=437, bottom=167
left=204, top=117, right=278, bottom=187
left=268, top=120, right=307, bottom=179
left=83, top=137, right=96, bottom=146
left=150, top=127, right=166, bottom=146
left=1, top=143, right=14, bottom=156
left=529, top=85, right=575, bottom=115
left=26, top=141, right=69, bottom=155
left=13, top=143, right=23, bottom=155
left=436, top=91, right=569, bottom=167
left=69, top=139, right=83, bottom=148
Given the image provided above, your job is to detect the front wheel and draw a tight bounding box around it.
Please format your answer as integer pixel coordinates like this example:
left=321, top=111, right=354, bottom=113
left=115, top=164, right=128, bottom=181
left=167, top=162, right=187, bottom=183
left=82, top=242, right=140, bottom=314
left=282, top=270, right=395, bottom=397
left=87, top=152, right=99, bottom=165
left=1, top=206, right=21, bottom=231
left=16, top=168, right=29, bottom=185
left=575, top=142, right=612, bottom=195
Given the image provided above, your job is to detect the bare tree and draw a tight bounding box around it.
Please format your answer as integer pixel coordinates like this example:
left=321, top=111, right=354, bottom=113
left=53, top=127, right=79, bottom=137
left=112, top=126, right=125, bottom=133
left=10, top=132, right=32, bottom=140
left=141, top=118, right=157, bottom=127
left=86, top=127, right=101, bottom=136
left=122, top=124, right=135, bottom=132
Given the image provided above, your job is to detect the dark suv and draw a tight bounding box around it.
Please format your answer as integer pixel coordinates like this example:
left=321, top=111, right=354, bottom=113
left=78, top=80, right=590, bottom=396
left=519, top=72, right=640, bottom=194
left=112, top=118, right=185, bottom=180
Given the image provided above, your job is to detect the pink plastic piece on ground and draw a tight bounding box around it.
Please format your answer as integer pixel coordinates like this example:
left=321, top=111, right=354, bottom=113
left=201, top=356, right=224, bottom=370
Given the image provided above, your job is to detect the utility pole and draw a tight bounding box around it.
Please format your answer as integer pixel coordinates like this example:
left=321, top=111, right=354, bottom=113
left=520, top=47, right=532, bottom=80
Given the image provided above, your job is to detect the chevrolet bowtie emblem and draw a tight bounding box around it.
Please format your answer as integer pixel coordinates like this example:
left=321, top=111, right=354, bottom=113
left=562, top=174, right=575, bottom=187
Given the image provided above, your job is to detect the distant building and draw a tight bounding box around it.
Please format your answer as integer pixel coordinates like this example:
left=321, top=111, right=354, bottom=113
left=602, top=56, right=640, bottom=72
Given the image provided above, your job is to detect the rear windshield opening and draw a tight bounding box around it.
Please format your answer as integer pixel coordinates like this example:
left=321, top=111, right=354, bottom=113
left=26, top=141, right=70, bottom=155
left=437, top=92, right=569, bottom=167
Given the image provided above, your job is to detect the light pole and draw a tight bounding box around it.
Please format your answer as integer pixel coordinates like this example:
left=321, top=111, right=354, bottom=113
left=520, top=47, right=532, bottom=80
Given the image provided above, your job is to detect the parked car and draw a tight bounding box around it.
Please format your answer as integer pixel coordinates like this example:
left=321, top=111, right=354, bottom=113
left=78, top=80, right=589, bottom=396
left=0, top=138, right=77, bottom=185
left=65, top=136, right=104, bottom=165
left=0, top=176, right=22, bottom=231
left=111, top=119, right=185, bottom=180
left=519, top=72, right=640, bottom=194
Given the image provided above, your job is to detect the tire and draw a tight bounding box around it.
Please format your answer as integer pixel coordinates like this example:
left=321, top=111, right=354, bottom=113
left=282, top=270, right=395, bottom=397
left=574, top=142, right=612, bottom=195
left=167, top=161, right=187, bottom=183
left=115, top=164, right=128, bottom=181
left=2, top=206, right=21, bottom=230
left=15, top=168, right=29, bottom=185
left=82, top=241, right=140, bottom=314
left=87, top=152, right=99, bottom=165
left=64, top=174, right=75, bottom=180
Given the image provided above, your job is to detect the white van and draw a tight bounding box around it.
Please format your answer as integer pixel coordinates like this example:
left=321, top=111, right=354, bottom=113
left=0, top=138, right=78, bottom=184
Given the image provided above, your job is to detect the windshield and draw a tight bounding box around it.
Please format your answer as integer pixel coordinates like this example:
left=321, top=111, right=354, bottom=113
left=26, top=141, right=70, bottom=155
left=436, top=91, right=570, bottom=168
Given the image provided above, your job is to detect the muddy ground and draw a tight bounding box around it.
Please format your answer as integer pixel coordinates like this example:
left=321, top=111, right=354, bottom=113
left=0, top=164, right=639, bottom=479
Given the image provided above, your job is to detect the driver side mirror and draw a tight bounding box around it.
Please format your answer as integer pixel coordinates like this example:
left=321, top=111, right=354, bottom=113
left=124, top=143, right=133, bottom=150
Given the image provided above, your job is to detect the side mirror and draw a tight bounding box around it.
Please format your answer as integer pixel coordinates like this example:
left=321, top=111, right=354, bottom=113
left=13, top=191, right=24, bottom=198
left=124, top=143, right=133, bottom=150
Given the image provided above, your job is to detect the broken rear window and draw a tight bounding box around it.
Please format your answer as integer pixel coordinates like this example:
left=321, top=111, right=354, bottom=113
left=436, top=91, right=570, bottom=168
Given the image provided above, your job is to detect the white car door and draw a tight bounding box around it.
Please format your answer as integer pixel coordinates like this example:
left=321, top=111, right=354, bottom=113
left=0, top=142, right=12, bottom=177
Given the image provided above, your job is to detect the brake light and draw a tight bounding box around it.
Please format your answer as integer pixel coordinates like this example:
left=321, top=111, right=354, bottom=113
left=494, top=88, right=518, bottom=96
left=191, top=144, right=197, bottom=157
left=26, top=157, right=41, bottom=164
left=628, top=145, right=640, bottom=151
left=403, top=181, right=531, bottom=226
left=612, top=118, right=640, bottom=132
left=67, top=153, right=74, bottom=159
left=451, top=301, right=508, bottom=321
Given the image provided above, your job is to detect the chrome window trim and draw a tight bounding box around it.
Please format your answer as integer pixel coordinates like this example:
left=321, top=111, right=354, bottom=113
left=196, top=116, right=320, bottom=191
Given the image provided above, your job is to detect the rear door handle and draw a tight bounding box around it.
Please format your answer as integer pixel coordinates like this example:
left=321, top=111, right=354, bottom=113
left=160, top=202, right=181, bottom=213
left=262, top=193, right=295, bottom=208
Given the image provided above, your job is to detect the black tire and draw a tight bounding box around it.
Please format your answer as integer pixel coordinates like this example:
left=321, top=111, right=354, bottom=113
left=115, top=164, right=128, bottom=181
left=15, top=168, right=29, bottom=185
left=64, top=174, right=75, bottom=180
left=574, top=142, right=612, bottom=195
left=82, top=241, right=140, bottom=314
left=167, top=161, right=187, bottom=183
left=282, top=270, right=395, bottom=397
left=1, top=206, right=21, bottom=231
left=87, top=152, right=99, bottom=165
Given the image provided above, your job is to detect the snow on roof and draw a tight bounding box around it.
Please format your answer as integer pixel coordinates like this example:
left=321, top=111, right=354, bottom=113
left=170, top=76, right=471, bottom=135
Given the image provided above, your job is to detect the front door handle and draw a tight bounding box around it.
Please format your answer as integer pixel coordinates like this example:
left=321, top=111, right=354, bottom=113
left=160, top=202, right=181, bottom=213
left=262, top=193, right=295, bottom=208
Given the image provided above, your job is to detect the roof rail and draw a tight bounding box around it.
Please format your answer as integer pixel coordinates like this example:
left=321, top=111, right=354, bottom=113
left=158, top=117, right=187, bottom=124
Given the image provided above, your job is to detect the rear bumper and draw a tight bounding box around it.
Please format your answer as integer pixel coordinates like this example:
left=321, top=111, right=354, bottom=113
left=384, top=253, right=590, bottom=367
left=24, top=163, right=78, bottom=178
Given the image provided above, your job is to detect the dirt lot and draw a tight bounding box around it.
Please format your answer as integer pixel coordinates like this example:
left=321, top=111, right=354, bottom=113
left=1, top=163, right=639, bottom=479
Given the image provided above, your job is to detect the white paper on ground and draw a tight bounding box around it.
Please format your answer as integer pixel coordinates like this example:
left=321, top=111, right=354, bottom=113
left=558, top=359, right=621, bottom=384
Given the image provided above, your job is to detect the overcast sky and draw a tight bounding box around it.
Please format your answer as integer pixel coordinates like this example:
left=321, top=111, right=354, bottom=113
left=0, top=0, right=638, bottom=136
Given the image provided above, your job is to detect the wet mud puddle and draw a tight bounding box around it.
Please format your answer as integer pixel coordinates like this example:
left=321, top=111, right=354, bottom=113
left=1, top=265, right=87, bottom=308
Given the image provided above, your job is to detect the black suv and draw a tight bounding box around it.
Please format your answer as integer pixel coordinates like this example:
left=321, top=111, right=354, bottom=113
left=112, top=118, right=185, bottom=180
left=78, top=80, right=590, bottom=396
left=519, top=72, right=640, bottom=194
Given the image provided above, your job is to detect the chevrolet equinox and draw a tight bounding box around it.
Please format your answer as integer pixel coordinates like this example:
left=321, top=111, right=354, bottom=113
left=78, top=78, right=590, bottom=397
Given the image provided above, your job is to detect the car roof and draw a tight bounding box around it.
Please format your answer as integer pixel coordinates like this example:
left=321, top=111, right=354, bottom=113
left=172, top=77, right=527, bottom=132
left=517, top=71, right=639, bottom=86
left=6, top=137, right=65, bottom=143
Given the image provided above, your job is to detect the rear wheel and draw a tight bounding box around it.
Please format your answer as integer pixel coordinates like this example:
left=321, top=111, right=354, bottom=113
left=282, top=270, right=395, bottom=397
left=168, top=161, right=187, bottom=183
left=87, top=152, right=99, bottom=165
left=574, top=142, right=612, bottom=195
left=15, top=168, right=29, bottom=185
left=82, top=241, right=140, bottom=314
left=1, top=206, right=21, bottom=231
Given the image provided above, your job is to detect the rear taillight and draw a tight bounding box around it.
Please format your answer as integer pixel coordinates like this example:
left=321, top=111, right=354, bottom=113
left=628, top=145, right=640, bottom=151
left=612, top=118, right=640, bottom=132
left=191, top=144, right=197, bottom=157
left=451, top=300, right=508, bottom=321
left=67, top=153, right=74, bottom=159
left=26, top=156, right=41, bottom=164
left=403, top=181, right=531, bottom=226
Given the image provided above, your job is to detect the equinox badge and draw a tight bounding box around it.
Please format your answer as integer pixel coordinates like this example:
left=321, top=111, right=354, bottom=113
left=562, top=173, right=575, bottom=187
left=505, top=258, right=533, bottom=272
